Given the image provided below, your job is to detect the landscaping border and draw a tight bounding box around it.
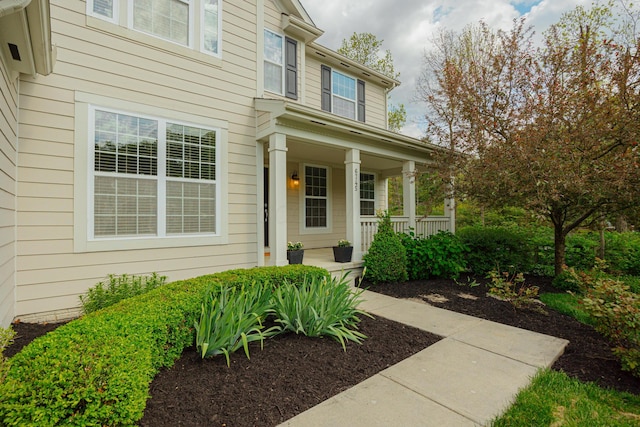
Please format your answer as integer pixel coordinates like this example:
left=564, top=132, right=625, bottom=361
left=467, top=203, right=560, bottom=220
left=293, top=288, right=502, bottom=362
left=0, top=265, right=328, bottom=426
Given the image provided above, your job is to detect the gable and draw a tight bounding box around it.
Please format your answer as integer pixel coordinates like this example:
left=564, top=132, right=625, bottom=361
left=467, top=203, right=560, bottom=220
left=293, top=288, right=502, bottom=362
left=271, top=0, right=315, bottom=26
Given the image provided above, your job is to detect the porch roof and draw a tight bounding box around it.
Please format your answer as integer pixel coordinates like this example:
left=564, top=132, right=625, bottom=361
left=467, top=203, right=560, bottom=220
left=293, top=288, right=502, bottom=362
left=255, top=98, right=443, bottom=166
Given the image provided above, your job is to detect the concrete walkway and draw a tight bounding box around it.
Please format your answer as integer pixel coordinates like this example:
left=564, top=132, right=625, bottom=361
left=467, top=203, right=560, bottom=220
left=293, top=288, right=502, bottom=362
left=279, top=290, right=569, bottom=427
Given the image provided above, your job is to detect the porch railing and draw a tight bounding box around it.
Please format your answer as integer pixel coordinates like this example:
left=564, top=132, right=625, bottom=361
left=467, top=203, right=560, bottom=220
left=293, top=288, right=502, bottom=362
left=360, top=216, right=452, bottom=253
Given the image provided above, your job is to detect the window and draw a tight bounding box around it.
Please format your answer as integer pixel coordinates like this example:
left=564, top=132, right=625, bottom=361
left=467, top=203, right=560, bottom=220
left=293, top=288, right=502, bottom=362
left=202, top=0, right=221, bottom=55
left=360, top=172, right=375, bottom=215
left=264, top=30, right=283, bottom=94
left=90, top=106, right=218, bottom=239
left=321, top=66, right=365, bottom=122
left=304, top=165, right=328, bottom=228
left=87, top=0, right=221, bottom=56
left=264, top=30, right=297, bottom=98
left=89, top=0, right=118, bottom=22
left=132, top=0, right=190, bottom=46
left=332, top=71, right=356, bottom=119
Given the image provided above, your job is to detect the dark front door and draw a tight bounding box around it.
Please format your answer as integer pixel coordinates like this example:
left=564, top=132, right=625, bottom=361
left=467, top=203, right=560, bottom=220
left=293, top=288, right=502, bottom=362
left=264, top=167, right=269, bottom=247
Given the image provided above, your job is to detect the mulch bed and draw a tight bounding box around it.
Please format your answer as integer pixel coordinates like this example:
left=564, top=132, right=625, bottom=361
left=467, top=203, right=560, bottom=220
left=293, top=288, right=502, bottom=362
left=5, top=274, right=639, bottom=427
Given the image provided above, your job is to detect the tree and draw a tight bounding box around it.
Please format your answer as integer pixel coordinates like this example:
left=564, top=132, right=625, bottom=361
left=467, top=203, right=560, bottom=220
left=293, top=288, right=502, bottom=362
left=338, top=32, right=406, bottom=132
left=420, top=3, right=640, bottom=276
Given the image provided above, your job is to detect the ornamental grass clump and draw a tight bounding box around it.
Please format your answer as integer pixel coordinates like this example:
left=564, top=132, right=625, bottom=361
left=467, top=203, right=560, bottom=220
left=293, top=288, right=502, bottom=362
left=195, top=283, right=278, bottom=365
left=272, top=272, right=371, bottom=350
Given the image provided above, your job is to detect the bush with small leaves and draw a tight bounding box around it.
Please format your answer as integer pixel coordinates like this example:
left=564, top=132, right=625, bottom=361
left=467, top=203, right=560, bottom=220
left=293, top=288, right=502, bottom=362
left=581, top=276, right=640, bottom=378
left=80, top=272, right=167, bottom=314
left=0, top=325, right=15, bottom=381
left=363, top=211, right=408, bottom=284
left=487, top=269, right=543, bottom=312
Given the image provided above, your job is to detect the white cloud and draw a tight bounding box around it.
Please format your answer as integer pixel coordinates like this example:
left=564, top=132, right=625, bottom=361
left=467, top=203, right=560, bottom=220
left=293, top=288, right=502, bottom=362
left=302, top=0, right=590, bottom=139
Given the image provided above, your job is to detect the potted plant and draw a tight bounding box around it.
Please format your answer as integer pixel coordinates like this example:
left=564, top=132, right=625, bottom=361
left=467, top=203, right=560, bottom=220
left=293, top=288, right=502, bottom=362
left=333, top=239, right=353, bottom=263
left=287, top=241, right=304, bottom=264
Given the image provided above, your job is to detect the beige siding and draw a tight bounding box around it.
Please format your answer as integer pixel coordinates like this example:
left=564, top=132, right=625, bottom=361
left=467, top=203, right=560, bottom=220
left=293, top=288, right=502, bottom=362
left=0, top=58, right=17, bottom=327
left=286, top=161, right=346, bottom=249
left=14, top=0, right=261, bottom=320
left=303, top=56, right=388, bottom=129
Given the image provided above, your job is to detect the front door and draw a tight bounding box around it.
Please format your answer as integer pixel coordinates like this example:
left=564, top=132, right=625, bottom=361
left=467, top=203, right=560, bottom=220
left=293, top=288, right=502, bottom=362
left=264, top=167, right=269, bottom=247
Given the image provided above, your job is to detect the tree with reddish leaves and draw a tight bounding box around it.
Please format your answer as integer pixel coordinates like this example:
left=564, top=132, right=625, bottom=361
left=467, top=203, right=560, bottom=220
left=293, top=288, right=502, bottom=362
left=421, top=2, right=640, bottom=275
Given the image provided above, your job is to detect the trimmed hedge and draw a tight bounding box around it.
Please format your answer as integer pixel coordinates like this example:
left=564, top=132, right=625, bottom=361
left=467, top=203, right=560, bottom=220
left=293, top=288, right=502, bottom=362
left=0, top=265, right=328, bottom=426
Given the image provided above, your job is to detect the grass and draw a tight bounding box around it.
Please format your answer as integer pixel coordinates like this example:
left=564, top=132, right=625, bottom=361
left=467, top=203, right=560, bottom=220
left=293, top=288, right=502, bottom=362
left=492, top=369, right=640, bottom=426
left=493, top=290, right=640, bottom=425
left=539, top=292, right=593, bottom=326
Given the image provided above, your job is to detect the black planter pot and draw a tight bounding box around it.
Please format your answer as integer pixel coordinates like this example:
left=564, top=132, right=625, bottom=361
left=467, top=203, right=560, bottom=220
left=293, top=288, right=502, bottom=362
left=332, top=246, right=353, bottom=263
left=287, top=249, right=304, bottom=264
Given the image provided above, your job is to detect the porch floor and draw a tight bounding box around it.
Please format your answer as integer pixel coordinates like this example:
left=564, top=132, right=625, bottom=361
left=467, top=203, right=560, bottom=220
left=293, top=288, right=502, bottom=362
left=265, top=248, right=364, bottom=280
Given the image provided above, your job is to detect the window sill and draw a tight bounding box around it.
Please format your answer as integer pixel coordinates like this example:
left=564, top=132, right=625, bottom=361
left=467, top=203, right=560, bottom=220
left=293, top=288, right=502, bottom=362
left=86, top=16, right=223, bottom=69
left=76, top=233, right=228, bottom=253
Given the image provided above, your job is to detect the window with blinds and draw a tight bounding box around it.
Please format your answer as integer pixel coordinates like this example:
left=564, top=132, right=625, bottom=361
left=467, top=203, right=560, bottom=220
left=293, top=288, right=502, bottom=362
left=91, top=107, right=218, bottom=238
left=87, top=0, right=221, bottom=56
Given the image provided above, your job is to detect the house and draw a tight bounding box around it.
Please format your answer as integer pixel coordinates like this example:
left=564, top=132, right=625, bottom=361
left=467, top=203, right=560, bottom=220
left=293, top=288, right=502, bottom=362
left=0, top=0, right=453, bottom=327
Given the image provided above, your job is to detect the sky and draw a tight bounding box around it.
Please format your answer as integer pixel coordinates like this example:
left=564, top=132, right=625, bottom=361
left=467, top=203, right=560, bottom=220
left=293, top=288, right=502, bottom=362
left=302, top=0, right=589, bottom=138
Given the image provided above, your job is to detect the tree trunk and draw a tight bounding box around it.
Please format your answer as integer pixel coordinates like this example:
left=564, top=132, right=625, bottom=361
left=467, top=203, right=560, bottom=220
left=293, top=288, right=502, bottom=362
left=554, top=224, right=567, bottom=277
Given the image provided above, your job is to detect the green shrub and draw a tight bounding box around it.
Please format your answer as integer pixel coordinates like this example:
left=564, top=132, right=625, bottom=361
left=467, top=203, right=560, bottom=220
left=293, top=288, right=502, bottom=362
left=0, top=265, right=328, bottom=426
left=0, top=325, right=15, bottom=381
left=79, top=272, right=167, bottom=314
left=487, top=269, right=543, bottom=312
left=194, top=283, right=277, bottom=365
left=458, top=226, right=533, bottom=274
left=551, top=267, right=584, bottom=293
left=363, top=211, right=408, bottom=284
left=399, top=231, right=467, bottom=280
left=603, top=232, right=640, bottom=275
left=565, top=234, right=598, bottom=271
left=581, top=276, right=640, bottom=378
left=272, top=273, right=370, bottom=350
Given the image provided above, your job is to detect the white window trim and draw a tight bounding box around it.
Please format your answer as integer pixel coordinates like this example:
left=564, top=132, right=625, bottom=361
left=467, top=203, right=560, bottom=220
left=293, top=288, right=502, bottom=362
left=264, top=29, right=285, bottom=96
left=200, top=0, right=223, bottom=57
left=299, top=163, right=332, bottom=234
left=74, top=92, right=228, bottom=253
left=331, top=69, right=357, bottom=120
left=87, top=0, right=223, bottom=59
left=360, top=171, right=376, bottom=216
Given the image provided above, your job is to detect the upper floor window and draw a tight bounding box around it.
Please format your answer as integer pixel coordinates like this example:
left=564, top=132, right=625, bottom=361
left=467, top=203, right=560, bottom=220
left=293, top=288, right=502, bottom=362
left=90, top=106, right=219, bottom=239
left=321, top=65, right=365, bottom=122
left=360, top=173, right=375, bottom=215
left=87, top=0, right=221, bottom=56
left=264, top=30, right=298, bottom=99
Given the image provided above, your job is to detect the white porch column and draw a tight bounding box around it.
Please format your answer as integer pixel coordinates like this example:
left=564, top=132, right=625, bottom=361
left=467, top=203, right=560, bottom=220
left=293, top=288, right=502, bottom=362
left=268, top=133, right=288, bottom=266
left=402, top=161, right=416, bottom=230
left=345, top=149, right=362, bottom=261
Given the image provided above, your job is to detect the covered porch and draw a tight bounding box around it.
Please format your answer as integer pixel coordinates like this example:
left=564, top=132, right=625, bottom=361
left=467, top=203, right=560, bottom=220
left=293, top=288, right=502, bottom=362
left=255, top=99, right=454, bottom=267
